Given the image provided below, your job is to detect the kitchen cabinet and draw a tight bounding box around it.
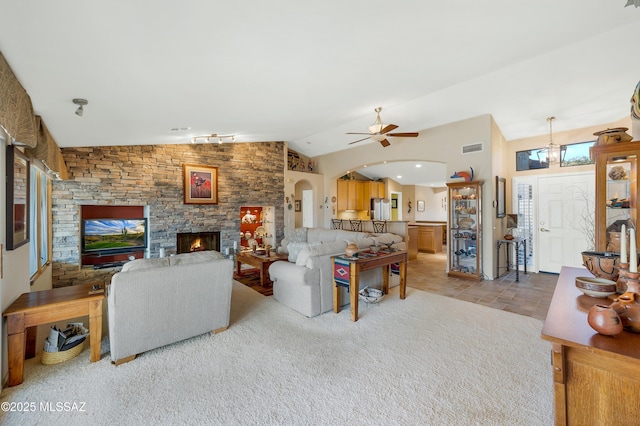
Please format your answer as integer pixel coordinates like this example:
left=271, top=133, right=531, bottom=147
left=417, top=225, right=443, bottom=253
left=590, top=141, right=640, bottom=252
left=447, top=180, right=483, bottom=281
left=337, top=180, right=384, bottom=211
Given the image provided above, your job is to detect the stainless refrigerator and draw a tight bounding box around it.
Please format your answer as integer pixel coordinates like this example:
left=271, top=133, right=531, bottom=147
left=370, top=198, right=391, bottom=220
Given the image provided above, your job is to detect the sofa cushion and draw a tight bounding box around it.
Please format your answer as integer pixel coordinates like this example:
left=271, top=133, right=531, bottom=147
left=288, top=241, right=322, bottom=263
left=296, top=241, right=347, bottom=266
left=169, top=250, right=225, bottom=266
left=307, top=228, right=339, bottom=243
left=121, top=257, right=170, bottom=272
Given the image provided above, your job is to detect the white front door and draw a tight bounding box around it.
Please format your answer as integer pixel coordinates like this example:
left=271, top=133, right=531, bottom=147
left=538, top=173, right=594, bottom=273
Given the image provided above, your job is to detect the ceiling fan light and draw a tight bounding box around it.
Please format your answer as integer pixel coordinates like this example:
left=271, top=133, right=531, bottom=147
left=371, top=134, right=386, bottom=142
left=368, top=124, right=384, bottom=134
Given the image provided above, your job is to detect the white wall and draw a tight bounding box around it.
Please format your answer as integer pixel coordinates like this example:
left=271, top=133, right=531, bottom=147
left=414, top=186, right=447, bottom=222
left=1, top=137, right=33, bottom=386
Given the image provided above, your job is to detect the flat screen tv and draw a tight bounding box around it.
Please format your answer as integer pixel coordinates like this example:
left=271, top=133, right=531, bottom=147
left=81, top=218, right=147, bottom=255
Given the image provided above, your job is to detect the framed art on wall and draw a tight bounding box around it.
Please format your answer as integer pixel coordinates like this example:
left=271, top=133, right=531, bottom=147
left=294, top=200, right=301, bottom=212
left=183, top=164, right=218, bottom=204
left=417, top=200, right=425, bottom=212
left=6, top=145, right=30, bottom=250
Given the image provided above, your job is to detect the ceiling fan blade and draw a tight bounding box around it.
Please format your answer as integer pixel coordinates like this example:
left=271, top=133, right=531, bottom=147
left=387, top=132, right=419, bottom=137
left=380, top=124, right=398, bottom=134
left=379, top=139, right=391, bottom=147
left=346, top=132, right=372, bottom=135
left=348, top=136, right=372, bottom=145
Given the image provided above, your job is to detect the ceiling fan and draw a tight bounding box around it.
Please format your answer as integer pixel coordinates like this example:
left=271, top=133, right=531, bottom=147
left=347, top=107, right=419, bottom=147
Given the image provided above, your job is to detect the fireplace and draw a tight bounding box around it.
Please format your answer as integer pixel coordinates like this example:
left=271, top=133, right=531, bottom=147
left=177, top=232, right=221, bottom=254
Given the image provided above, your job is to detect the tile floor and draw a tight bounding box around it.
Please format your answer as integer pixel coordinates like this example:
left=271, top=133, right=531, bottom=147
left=407, top=251, right=559, bottom=321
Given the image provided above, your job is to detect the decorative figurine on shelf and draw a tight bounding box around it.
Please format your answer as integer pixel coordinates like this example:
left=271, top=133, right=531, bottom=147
left=450, top=167, right=474, bottom=182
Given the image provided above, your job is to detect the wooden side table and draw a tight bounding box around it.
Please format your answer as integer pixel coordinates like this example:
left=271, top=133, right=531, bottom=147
left=2, top=283, right=105, bottom=387
left=332, top=249, right=408, bottom=321
left=495, top=237, right=527, bottom=282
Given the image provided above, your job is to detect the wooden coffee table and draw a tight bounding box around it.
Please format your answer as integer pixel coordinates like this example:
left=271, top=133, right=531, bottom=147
left=2, top=283, right=105, bottom=387
left=236, top=251, right=287, bottom=287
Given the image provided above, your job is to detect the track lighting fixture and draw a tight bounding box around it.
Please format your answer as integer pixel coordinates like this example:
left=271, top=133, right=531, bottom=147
left=190, top=133, right=236, bottom=144
left=73, top=98, right=88, bottom=117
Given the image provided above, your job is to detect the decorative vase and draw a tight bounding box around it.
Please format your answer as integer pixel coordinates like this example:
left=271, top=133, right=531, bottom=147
left=345, top=243, right=358, bottom=258
left=587, top=304, right=623, bottom=336
left=610, top=273, right=640, bottom=333
left=593, top=127, right=633, bottom=145
left=607, top=231, right=622, bottom=252
left=616, top=263, right=630, bottom=294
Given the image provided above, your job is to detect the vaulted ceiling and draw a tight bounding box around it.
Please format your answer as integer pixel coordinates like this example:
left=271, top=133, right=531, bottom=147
left=0, top=1, right=638, bottom=163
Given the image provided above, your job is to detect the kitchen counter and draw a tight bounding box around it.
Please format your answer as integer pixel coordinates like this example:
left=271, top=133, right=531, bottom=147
left=410, top=222, right=446, bottom=252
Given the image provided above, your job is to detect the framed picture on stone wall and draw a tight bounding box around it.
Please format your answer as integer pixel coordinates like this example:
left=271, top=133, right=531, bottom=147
left=183, top=164, right=218, bottom=204
left=6, top=145, right=30, bottom=250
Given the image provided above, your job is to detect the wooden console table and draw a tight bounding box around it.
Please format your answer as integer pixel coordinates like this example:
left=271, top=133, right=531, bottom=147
left=332, top=249, right=407, bottom=322
left=541, top=266, right=640, bottom=425
left=2, top=283, right=105, bottom=387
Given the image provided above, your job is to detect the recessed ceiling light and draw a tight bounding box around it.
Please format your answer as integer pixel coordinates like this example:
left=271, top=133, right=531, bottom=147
left=363, top=165, right=368, bottom=168
left=415, top=164, right=422, bottom=168
left=397, top=175, right=402, bottom=179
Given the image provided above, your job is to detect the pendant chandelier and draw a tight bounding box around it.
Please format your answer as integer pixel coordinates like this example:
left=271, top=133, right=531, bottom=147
left=545, top=116, right=560, bottom=164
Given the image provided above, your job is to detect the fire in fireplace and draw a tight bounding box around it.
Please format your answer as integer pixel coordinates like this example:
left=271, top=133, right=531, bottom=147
left=177, top=232, right=220, bottom=254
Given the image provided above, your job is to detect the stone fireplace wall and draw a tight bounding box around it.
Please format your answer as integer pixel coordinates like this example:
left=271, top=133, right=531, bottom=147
left=52, top=142, right=285, bottom=287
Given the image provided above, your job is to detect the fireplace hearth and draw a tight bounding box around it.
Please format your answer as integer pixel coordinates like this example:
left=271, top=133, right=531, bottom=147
left=177, top=232, right=220, bottom=254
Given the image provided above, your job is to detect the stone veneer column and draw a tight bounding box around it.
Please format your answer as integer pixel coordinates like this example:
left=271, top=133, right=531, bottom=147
left=51, top=142, right=285, bottom=287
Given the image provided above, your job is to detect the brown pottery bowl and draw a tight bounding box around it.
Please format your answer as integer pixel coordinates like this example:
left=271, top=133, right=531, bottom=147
left=575, top=277, right=617, bottom=298
left=581, top=251, right=620, bottom=281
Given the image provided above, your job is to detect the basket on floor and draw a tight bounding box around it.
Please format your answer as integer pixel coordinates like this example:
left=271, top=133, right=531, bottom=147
left=41, top=341, right=84, bottom=365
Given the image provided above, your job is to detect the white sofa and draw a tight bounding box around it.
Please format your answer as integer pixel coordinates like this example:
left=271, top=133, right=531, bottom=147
left=108, top=251, right=233, bottom=364
left=268, top=228, right=405, bottom=317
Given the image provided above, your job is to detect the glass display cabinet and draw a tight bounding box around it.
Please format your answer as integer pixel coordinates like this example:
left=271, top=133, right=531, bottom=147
left=446, top=180, right=484, bottom=281
left=590, top=141, right=640, bottom=252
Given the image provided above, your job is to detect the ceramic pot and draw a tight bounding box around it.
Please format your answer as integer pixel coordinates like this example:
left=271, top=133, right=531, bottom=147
left=581, top=251, right=620, bottom=281
left=616, top=263, right=629, bottom=294
left=345, top=243, right=358, bottom=258
left=593, top=127, right=633, bottom=145
left=587, top=304, right=623, bottom=336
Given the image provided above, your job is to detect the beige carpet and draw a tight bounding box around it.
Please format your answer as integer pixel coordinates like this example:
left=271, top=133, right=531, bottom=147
left=0, top=282, right=553, bottom=425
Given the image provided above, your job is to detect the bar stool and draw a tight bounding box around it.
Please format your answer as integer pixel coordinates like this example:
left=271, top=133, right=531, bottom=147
left=372, top=220, right=387, bottom=233
left=331, top=219, right=343, bottom=230
left=349, top=219, right=362, bottom=232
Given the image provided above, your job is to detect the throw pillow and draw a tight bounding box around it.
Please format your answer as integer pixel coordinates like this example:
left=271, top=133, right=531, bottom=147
left=286, top=227, right=308, bottom=243
left=287, top=242, right=309, bottom=263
